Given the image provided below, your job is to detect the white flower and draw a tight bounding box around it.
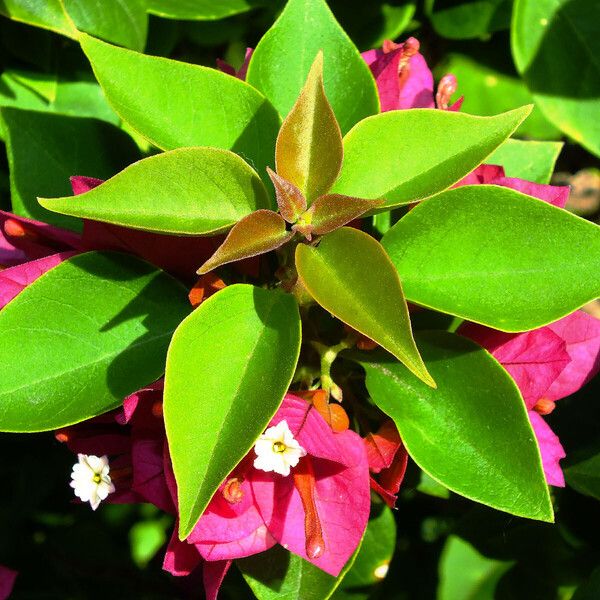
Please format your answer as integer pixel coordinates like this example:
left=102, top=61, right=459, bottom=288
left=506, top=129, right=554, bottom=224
left=70, top=454, right=115, bottom=510
left=253, top=420, right=307, bottom=476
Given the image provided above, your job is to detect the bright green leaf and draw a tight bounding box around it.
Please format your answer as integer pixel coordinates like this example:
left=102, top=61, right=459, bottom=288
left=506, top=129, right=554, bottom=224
left=275, top=52, right=343, bottom=204
left=512, top=0, right=600, bottom=157
left=488, top=139, right=563, bottom=184
left=0, top=252, right=190, bottom=433
left=382, top=185, right=600, bottom=331
left=239, top=537, right=361, bottom=600
left=129, top=517, right=170, bottom=568
left=147, top=0, right=262, bottom=20
left=0, top=0, right=76, bottom=38
left=80, top=34, right=281, bottom=180
left=331, top=107, right=530, bottom=208
left=332, top=504, right=396, bottom=600
left=164, top=285, right=301, bottom=538
left=40, top=147, right=270, bottom=235
left=359, top=331, right=554, bottom=522
left=246, top=0, right=379, bottom=134
left=329, top=0, right=416, bottom=50
left=1, top=107, right=139, bottom=231
left=434, top=51, right=561, bottom=140
left=63, top=0, right=148, bottom=51
left=427, top=0, right=512, bottom=39
left=296, top=227, right=434, bottom=387
left=438, top=535, right=514, bottom=600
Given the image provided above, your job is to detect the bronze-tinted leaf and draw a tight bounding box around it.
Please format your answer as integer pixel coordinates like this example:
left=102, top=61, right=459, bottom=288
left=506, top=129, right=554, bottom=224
left=308, top=194, right=384, bottom=236
left=197, top=210, right=292, bottom=274
left=275, top=52, right=343, bottom=204
left=267, top=167, right=306, bottom=223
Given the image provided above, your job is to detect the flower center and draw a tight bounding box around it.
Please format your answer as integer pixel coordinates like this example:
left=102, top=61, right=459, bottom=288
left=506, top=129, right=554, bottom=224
left=272, top=441, right=287, bottom=453
left=92, top=473, right=102, bottom=484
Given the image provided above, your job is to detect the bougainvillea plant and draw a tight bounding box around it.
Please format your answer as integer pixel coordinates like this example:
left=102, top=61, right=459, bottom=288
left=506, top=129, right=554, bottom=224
left=0, top=0, right=599, bottom=598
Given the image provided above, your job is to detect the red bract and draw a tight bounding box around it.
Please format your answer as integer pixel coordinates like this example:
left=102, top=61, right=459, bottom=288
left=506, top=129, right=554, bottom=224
left=0, top=565, right=17, bottom=600
left=362, top=38, right=463, bottom=111
left=459, top=310, right=600, bottom=486
left=167, top=394, right=370, bottom=577
left=364, top=420, right=409, bottom=508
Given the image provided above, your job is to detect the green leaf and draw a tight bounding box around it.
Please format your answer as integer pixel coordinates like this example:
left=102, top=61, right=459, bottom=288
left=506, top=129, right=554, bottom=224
left=80, top=34, right=281, bottom=180
left=434, top=50, right=561, bottom=140
left=62, top=0, right=148, bottom=51
left=329, top=0, right=416, bottom=50
left=332, top=505, right=396, bottom=600
left=1, top=107, right=140, bottom=231
left=417, top=471, right=450, bottom=499
left=0, top=0, right=76, bottom=38
left=0, top=252, right=190, bottom=433
left=296, top=227, right=434, bottom=387
left=147, top=0, right=261, bottom=20
left=39, top=148, right=270, bottom=235
left=164, top=285, right=301, bottom=538
left=246, top=0, right=379, bottom=134
left=427, top=0, right=512, bottom=40
left=129, top=517, right=170, bottom=568
left=382, top=185, right=600, bottom=331
left=239, top=539, right=361, bottom=600
left=331, top=107, right=531, bottom=209
left=359, top=331, right=554, bottom=522
left=438, top=535, right=514, bottom=600
left=565, top=451, right=600, bottom=501
left=197, top=210, right=292, bottom=274
left=512, top=0, right=600, bottom=157
left=275, top=52, right=343, bottom=204
left=488, top=139, right=563, bottom=184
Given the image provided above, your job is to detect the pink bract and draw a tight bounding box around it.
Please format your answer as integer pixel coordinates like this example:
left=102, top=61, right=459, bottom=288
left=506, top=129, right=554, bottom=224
left=362, top=38, right=462, bottom=111
left=459, top=310, right=600, bottom=487
left=170, top=393, right=370, bottom=577
left=455, top=164, right=570, bottom=208
left=0, top=565, right=17, bottom=600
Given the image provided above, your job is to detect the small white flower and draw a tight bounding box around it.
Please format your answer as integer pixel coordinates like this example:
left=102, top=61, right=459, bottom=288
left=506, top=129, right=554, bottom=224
left=70, top=454, right=115, bottom=510
left=253, top=420, right=307, bottom=476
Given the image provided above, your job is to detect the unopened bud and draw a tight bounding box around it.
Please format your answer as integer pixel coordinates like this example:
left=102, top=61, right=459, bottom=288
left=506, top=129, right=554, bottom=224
left=4, top=219, right=30, bottom=238
left=436, top=74, right=458, bottom=110
left=533, top=398, right=556, bottom=416
left=222, top=477, right=244, bottom=504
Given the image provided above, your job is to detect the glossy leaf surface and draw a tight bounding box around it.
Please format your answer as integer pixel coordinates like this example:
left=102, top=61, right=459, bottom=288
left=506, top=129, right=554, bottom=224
left=512, top=0, right=600, bottom=157
left=63, top=0, right=148, bottom=52
left=239, top=537, right=360, bottom=600
left=488, top=139, right=563, bottom=184
left=164, top=285, right=301, bottom=538
left=382, top=185, right=600, bottom=331
left=332, top=505, right=396, bottom=600
left=246, top=0, right=379, bottom=134
left=331, top=107, right=530, bottom=208
left=0, top=0, right=76, bottom=37
left=40, top=148, right=270, bottom=235
left=0, top=252, right=190, bottom=432
left=2, top=107, right=139, bottom=231
left=275, top=53, right=343, bottom=204
left=147, top=0, right=260, bottom=20
left=360, top=331, right=554, bottom=522
left=80, top=34, right=280, bottom=180
left=296, top=227, right=434, bottom=386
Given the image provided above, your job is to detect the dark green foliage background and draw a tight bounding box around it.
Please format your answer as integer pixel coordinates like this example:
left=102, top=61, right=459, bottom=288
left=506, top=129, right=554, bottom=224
left=0, top=1, right=599, bottom=598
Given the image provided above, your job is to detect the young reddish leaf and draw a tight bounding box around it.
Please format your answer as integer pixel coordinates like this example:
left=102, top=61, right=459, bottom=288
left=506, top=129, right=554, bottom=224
left=267, top=167, right=306, bottom=223
left=197, top=210, right=292, bottom=274
left=308, top=194, right=384, bottom=236
left=275, top=52, right=343, bottom=204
